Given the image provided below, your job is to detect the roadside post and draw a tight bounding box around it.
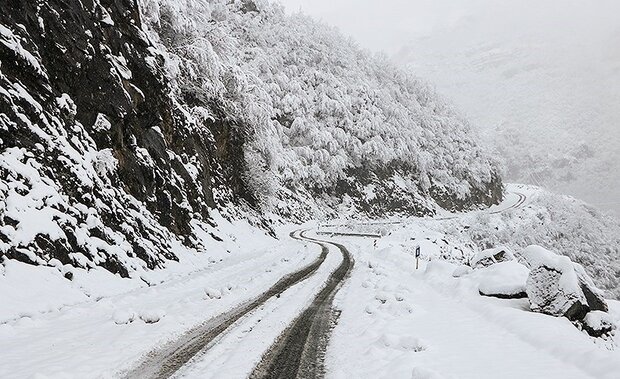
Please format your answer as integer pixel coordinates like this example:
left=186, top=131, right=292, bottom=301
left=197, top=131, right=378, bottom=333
left=415, top=245, right=421, bottom=270
left=374, top=239, right=377, bottom=249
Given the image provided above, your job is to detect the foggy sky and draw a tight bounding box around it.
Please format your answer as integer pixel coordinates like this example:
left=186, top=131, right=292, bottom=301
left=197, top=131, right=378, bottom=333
left=276, top=0, right=620, bottom=55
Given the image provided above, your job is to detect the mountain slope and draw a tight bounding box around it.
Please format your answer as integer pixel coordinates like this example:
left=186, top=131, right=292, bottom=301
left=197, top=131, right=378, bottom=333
left=138, top=0, right=503, bottom=217
left=392, top=1, right=620, bottom=217
left=0, top=0, right=502, bottom=275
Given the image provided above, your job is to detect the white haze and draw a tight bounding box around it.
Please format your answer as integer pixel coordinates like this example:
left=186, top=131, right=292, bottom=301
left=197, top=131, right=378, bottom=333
left=277, top=0, right=620, bottom=217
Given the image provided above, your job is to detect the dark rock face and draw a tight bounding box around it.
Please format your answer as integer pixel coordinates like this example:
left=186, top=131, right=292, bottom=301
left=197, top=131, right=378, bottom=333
left=323, top=163, right=503, bottom=219
left=431, top=172, right=504, bottom=213
left=331, top=165, right=436, bottom=218
left=478, top=290, right=527, bottom=300
left=0, top=0, right=252, bottom=273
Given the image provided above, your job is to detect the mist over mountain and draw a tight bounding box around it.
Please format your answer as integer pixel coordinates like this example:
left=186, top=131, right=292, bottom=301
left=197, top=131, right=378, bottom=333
left=391, top=0, right=620, bottom=217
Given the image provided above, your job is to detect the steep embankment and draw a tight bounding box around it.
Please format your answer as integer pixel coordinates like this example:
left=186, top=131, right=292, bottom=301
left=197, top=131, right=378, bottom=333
left=0, top=0, right=255, bottom=275
left=0, top=0, right=502, bottom=276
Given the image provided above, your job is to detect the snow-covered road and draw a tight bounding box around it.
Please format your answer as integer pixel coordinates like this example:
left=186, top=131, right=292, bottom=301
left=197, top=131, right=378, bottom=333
left=124, top=229, right=353, bottom=379
left=2, top=185, right=619, bottom=379
left=0, top=223, right=322, bottom=378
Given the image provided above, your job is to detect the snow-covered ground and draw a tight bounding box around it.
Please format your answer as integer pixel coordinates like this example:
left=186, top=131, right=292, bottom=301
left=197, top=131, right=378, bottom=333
left=1, top=185, right=618, bottom=378
left=0, top=218, right=320, bottom=378
left=327, top=230, right=620, bottom=379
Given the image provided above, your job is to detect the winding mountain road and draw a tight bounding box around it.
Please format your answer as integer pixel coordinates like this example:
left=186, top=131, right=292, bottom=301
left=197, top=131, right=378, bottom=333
left=124, top=189, right=529, bottom=378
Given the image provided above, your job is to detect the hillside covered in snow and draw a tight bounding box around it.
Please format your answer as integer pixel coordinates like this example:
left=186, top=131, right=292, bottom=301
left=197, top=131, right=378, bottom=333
left=0, top=0, right=502, bottom=275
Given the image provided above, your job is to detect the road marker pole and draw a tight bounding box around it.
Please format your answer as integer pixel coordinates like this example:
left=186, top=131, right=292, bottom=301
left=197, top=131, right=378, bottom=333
left=415, top=245, right=421, bottom=270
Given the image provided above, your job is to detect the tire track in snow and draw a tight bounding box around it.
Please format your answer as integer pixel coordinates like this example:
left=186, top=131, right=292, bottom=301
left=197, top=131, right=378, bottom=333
left=249, top=232, right=369, bottom=379
left=123, top=230, right=329, bottom=379
left=489, top=192, right=527, bottom=214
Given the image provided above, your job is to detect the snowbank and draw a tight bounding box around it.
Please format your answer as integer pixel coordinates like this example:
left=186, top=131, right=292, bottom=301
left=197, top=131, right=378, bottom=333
left=478, top=261, right=529, bottom=299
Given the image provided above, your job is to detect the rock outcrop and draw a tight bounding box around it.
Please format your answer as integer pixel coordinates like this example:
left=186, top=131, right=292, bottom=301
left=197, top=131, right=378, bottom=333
left=0, top=0, right=252, bottom=274
left=581, top=311, right=616, bottom=338
left=523, top=246, right=608, bottom=321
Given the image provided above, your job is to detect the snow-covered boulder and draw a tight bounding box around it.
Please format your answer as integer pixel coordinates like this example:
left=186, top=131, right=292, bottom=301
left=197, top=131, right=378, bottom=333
left=470, top=247, right=515, bottom=269
left=478, top=261, right=529, bottom=299
left=452, top=265, right=473, bottom=278
left=523, top=246, right=608, bottom=321
left=581, top=311, right=616, bottom=337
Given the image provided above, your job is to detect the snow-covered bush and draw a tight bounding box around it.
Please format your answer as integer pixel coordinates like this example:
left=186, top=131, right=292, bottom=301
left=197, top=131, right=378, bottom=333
left=113, top=310, right=137, bottom=325
left=138, top=309, right=166, bottom=324
left=452, top=265, right=473, bottom=278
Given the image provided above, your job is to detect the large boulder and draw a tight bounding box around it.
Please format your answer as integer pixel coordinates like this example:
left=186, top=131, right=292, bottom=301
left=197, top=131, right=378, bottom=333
left=470, top=247, right=515, bottom=269
left=523, top=246, right=608, bottom=321
left=478, top=261, right=530, bottom=299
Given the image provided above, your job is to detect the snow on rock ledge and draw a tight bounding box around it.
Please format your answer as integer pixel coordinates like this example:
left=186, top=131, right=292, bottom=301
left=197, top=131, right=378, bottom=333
left=523, top=245, right=608, bottom=321
left=478, top=261, right=529, bottom=299
left=581, top=310, right=616, bottom=338
left=470, top=247, right=515, bottom=268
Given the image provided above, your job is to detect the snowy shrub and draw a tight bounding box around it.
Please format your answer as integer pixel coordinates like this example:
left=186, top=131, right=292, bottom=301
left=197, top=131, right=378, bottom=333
left=113, top=310, right=136, bottom=325
left=452, top=265, right=473, bottom=278
left=204, top=287, right=222, bottom=300
left=139, top=309, right=166, bottom=324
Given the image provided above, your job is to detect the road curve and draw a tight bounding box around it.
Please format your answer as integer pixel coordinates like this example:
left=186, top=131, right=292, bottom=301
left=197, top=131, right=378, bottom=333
left=250, top=231, right=360, bottom=379
left=122, top=230, right=330, bottom=379
left=489, top=191, right=527, bottom=214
